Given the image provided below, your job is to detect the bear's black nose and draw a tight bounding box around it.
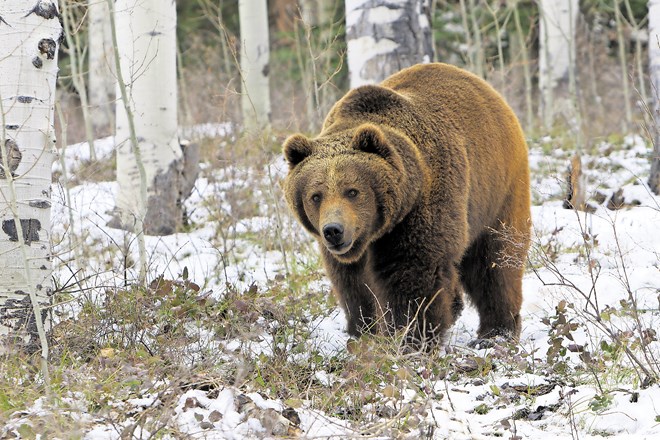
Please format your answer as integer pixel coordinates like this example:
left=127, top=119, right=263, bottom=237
left=323, top=223, right=344, bottom=246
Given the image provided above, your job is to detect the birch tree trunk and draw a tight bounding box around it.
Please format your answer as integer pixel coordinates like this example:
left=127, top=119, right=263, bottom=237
left=509, top=0, right=534, bottom=131
left=88, top=0, right=115, bottom=136
left=0, top=0, right=60, bottom=349
left=466, top=0, right=484, bottom=78
left=298, top=0, right=343, bottom=130
left=345, top=0, right=433, bottom=88
left=649, top=0, right=660, bottom=194
left=299, top=0, right=317, bottom=24
left=613, top=0, right=632, bottom=131
left=112, top=0, right=197, bottom=237
left=538, top=0, right=578, bottom=129
left=239, top=0, right=271, bottom=133
left=316, top=2, right=342, bottom=116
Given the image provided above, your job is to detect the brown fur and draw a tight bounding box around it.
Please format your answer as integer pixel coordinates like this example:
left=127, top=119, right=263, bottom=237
left=283, top=63, right=531, bottom=345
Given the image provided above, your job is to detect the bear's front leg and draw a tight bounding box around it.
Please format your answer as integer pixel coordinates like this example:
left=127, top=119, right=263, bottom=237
left=321, top=248, right=376, bottom=337
left=380, top=264, right=461, bottom=346
left=371, top=237, right=463, bottom=346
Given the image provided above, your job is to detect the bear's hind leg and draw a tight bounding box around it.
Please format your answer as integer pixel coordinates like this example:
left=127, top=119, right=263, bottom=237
left=459, top=225, right=527, bottom=340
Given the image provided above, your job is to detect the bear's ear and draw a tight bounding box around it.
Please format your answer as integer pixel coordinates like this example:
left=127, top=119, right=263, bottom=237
left=351, top=124, right=395, bottom=160
left=283, top=134, right=314, bottom=168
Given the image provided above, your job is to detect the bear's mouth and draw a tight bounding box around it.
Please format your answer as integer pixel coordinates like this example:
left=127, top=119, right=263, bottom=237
left=326, top=240, right=353, bottom=255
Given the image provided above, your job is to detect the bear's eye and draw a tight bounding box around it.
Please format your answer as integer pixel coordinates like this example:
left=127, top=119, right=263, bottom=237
left=346, top=189, right=359, bottom=198
left=311, top=194, right=322, bottom=203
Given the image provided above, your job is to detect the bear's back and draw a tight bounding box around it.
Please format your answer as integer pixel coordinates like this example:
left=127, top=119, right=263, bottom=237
left=382, top=63, right=521, bottom=139
left=322, top=63, right=520, bottom=144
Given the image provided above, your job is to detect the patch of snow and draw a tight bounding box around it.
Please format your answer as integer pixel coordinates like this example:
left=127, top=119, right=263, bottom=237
left=180, top=122, right=232, bottom=140
left=309, top=308, right=349, bottom=358
left=53, top=136, right=116, bottom=175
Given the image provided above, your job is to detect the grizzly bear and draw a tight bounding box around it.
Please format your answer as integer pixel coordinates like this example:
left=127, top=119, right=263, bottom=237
left=282, top=63, right=531, bottom=345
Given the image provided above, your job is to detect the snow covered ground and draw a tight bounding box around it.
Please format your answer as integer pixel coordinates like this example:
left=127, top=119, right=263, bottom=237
left=2, top=132, right=660, bottom=439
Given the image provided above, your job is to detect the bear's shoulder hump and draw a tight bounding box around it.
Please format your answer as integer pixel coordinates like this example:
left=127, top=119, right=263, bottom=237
left=338, top=85, right=407, bottom=116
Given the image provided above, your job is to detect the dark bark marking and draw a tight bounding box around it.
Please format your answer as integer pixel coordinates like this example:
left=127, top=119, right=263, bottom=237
left=2, top=219, right=42, bottom=245
left=32, top=57, right=43, bottom=68
left=0, top=138, right=22, bottom=178
left=108, top=141, right=200, bottom=236
left=0, top=295, right=33, bottom=332
left=29, top=200, right=51, bottom=209
left=347, top=2, right=433, bottom=83
left=24, top=1, right=60, bottom=20
left=5, top=125, right=19, bottom=130
left=38, top=38, right=56, bottom=59
left=0, top=293, right=50, bottom=353
left=17, top=96, right=34, bottom=103
left=0, top=15, right=9, bottom=26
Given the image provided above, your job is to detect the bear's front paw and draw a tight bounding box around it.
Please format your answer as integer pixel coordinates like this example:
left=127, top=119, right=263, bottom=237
left=467, top=334, right=510, bottom=350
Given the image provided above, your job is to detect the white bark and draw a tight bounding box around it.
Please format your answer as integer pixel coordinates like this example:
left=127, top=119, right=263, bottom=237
left=239, top=0, right=271, bottom=133
left=316, top=2, right=341, bottom=116
left=538, top=0, right=578, bottom=129
left=649, top=0, right=660, bottom=194
left=345, top=0, right=433, bottom=88
left=298, top=0, right=342, bottom=130
left=510, top=0, right=533, bottom=131
left=466, top=0, right=484, bottom=78
left=0, top=0, right=60, bottom=348
left=88, top=0, right=115, bottom=136
left=114, top=0, right=183, bottom=235
left=299, top=0, right=318, bottom=25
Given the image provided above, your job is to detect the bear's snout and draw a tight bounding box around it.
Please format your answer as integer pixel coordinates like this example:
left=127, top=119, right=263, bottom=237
left=322, top=221, right=354, bottom=255
left=323, top=223, right=344, bottom=246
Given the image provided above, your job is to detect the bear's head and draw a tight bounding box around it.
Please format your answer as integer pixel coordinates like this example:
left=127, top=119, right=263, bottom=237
left=282, top=124, right=420, bottom=263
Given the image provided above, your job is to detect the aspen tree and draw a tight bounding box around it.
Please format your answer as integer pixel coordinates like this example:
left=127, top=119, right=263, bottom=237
left=112, top=0, right=196, bottom=239
left=0, top=0, right=61, bottom=352
left=239, top=0, right=271, bottom=133
left=538, top=0, right=579, bottom=129
left=88, top=0, right=115, bottom=136
left=649, top=0, right=660, bottom=194
left=345, top=0, right=433, bottom=88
